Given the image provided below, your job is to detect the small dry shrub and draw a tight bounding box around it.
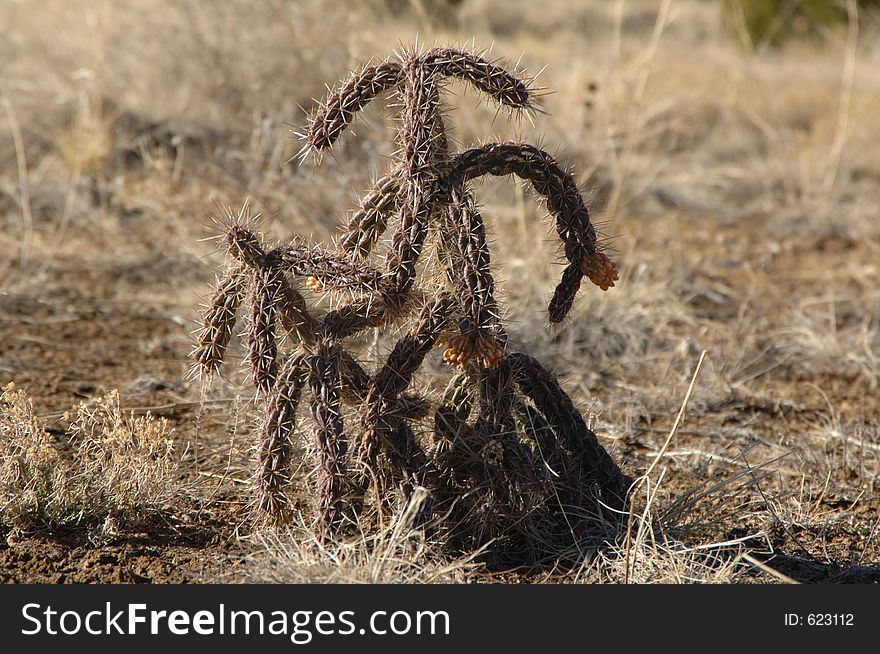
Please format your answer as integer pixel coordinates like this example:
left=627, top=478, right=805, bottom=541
left=65, top=389, right=177, bottom=517
left=0, top=384, right=70, bottom=527
left=0, top=383, right=177, bottom=531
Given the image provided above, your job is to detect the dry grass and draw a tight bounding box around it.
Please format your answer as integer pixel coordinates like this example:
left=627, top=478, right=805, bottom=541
left=1, top=383, right=178, bottom=532
left=243, top=489, right=483, bottom=584
left=1, top=0, right=879, bottom=583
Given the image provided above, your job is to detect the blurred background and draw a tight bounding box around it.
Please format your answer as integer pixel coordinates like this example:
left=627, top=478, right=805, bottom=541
left=3, top=0, right=878, bottom=395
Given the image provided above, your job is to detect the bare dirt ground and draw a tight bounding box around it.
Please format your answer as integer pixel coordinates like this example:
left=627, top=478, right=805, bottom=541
left=1, top=0, right=879, bottom=583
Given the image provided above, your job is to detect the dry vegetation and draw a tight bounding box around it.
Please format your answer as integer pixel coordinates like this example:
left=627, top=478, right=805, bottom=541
left=1, top=0, right=879, bottom=583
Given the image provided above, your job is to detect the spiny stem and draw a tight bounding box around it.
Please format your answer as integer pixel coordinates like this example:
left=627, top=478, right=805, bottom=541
left=307, top=340, right=350, bottom=536
left=248, top=267, right=280, bottom=395
left=358, top=295, right=452, bottom=474
left=419, top=47, right=535, bottom=111
left=339, top=172, right=401, bottom=259
left=257, top=352, right=307, bottom=520
left=302, top=60, right=403, bottom=157
left=192, top=265, right=247, bottom=378
left=508, top=352, right=632, bottom=508
left=442, top=182, right=505, bottom=369
left=443, top=141, right=618, bottom=322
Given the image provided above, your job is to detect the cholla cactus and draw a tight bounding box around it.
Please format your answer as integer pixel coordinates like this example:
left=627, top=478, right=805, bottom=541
left=193, top=44, right=630, bottom=565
